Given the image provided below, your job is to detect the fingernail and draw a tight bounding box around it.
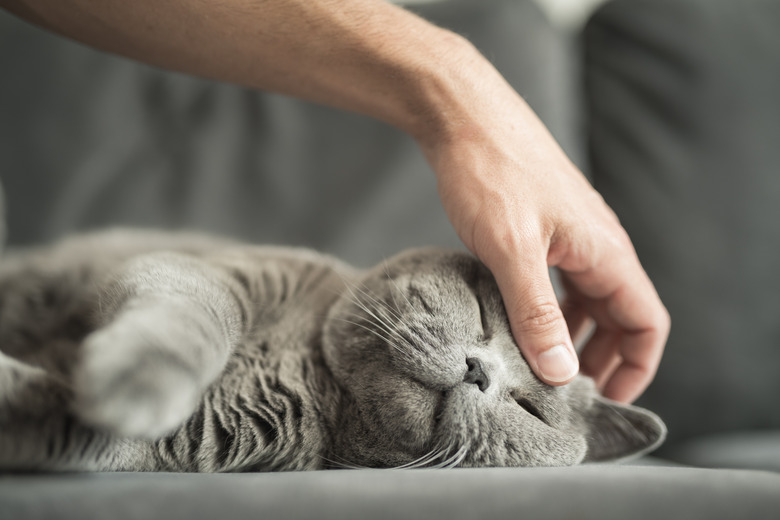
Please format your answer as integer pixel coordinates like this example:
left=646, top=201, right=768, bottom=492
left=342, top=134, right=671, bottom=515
left=537, top=345, right=579, bottom=383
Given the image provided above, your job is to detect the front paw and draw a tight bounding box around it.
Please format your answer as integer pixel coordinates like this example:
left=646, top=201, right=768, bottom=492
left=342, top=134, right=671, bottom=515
left=74, top=324, right=201, bottom=439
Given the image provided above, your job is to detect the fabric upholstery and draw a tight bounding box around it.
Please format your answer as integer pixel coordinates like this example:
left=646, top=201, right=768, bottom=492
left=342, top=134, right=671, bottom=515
left=0, top=0, right=579, bottom=268
left=585, top=0, right=780, bottom=447
left=2, top=466, right=780, bottom=520
left=666, top=431, right=780, bottom=472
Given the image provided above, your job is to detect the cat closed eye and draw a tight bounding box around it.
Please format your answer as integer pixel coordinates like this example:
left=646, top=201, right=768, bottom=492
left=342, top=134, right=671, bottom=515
left=513, top=396, right=546, bottom=424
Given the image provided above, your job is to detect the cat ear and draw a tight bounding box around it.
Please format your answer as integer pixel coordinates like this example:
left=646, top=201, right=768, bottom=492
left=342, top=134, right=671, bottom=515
left=583, top=396, right=667, bottom=462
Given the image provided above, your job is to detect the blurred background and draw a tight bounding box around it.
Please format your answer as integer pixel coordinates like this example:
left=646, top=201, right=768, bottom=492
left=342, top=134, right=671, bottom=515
left=1, top=0, right=778, bottom=470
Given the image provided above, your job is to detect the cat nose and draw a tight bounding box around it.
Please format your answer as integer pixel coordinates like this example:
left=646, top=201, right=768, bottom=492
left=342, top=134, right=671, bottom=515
left=464, top=357, right=490, bottom=392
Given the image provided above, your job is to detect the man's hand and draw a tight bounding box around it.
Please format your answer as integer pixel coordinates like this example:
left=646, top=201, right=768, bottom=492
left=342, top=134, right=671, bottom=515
left=420, top=56, right=670, bottom=402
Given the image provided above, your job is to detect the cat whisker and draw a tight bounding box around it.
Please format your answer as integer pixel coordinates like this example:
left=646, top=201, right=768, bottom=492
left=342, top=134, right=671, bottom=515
left=342, top=289, right=419, bottom=359
left=382, top=262, right=416, bottom=313
left=392, top=446, right=449, bottom=470
left=345, top=289, right=399, bottom=339
left=353, top=290, right=433, bottom=352
left=391, top=440, right=470, bottom=470
left=336, top=278, right=430, bottom=368
left=436, top=443, right=470, bottom=469
left=351, top=282, right=405, bottom=324
left=338, top=312, right=400, bottom=349
left=334, top=316, right=414, bottom=362
left=319, top=453, right=369, bottom=470
left=370, top=307, right=420, bottom=354
left=344, top=280, right=412, bottom=336
left=382, top=263, right=403, bottom=317
left=355, top=295, right=419, bottom=349
left=349, top=306, right=404, bottom=350
left=335, top=316, right=393, bottom=344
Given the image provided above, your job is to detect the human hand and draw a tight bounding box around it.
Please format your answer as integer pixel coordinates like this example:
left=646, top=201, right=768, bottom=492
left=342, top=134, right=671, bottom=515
left=419, top=57, right=670, bottom=404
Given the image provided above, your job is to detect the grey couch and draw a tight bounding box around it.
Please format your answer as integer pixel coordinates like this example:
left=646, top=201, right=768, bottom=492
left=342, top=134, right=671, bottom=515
left=1, top=0, right=779, bottom=518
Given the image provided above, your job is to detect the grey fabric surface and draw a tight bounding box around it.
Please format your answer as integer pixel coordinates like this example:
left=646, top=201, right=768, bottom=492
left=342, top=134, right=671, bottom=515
left=0, top=0, right=580, bottom=268
left=585, top=0, right=780, bottom=448
left=667, top=431, right=780, bottom=473
left=0, top=181, right=5, bottom=252
left=2, top=466, right=780, bottom=520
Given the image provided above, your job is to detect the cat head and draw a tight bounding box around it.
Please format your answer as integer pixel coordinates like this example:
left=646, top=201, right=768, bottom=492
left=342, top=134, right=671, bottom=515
left=322, top=248, right=666, bottom=468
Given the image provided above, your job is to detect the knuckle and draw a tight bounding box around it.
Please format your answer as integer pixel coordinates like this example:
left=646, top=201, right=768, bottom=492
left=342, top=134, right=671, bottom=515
left=516, top=300, right=564, bottom=334
left=646, top=299, right=672, bottom=339
left=659, top=306, right=672, bottom=335
left=629, top=360, right=658, bottom=386
left=470, top=200, right=544, bottom=264
left=611, top=226, right=634, bottom=252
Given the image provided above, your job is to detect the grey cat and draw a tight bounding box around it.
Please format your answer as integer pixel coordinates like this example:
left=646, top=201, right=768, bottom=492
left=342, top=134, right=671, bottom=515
left=0, top=229, right=665, bottom=472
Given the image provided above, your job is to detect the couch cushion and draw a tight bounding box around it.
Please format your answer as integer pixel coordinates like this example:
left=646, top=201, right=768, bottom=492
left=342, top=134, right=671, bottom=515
left=666, top=431, right=780, bottom=472
left=1, top=466, right=779, bottom=520
left=584, top=0, right=780, bottom=449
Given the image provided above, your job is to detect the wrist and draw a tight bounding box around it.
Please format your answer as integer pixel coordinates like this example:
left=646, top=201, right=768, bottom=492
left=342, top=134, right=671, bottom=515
left=394, top=30, right=498, bottom=148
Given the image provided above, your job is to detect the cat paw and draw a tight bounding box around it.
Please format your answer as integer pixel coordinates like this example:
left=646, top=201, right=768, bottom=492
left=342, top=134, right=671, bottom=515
left=74, top=324, right=201, bottom=439
left=0, top=351, right=49, bottom=401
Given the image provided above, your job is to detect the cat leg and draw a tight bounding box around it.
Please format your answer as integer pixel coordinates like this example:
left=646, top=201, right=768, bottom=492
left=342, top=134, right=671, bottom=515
left=0, top=351, right=63, bottom=470
left=0, top=351, right=158, bottom=472
left=74, top=252, right=248, bottom=439
left=0, top=350, right=112, bottom=471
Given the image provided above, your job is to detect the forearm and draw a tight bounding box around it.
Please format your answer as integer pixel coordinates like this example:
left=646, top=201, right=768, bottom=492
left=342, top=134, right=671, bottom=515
left=2, top=0, right=495, bottom=144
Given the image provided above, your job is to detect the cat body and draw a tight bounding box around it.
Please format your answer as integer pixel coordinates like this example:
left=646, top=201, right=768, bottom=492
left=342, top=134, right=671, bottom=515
left=0, top=229, right=665, bottom=472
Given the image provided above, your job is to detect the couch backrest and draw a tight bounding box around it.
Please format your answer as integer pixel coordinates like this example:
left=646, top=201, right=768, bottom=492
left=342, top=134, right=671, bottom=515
left=585, top=0, right=780, bottom=445
left=0, top=0, right=578, bottom=267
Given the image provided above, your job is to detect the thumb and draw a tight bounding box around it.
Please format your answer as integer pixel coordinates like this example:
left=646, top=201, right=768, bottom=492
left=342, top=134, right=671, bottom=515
left=489, top=253, right=579, bottom=385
